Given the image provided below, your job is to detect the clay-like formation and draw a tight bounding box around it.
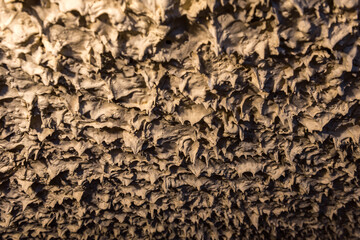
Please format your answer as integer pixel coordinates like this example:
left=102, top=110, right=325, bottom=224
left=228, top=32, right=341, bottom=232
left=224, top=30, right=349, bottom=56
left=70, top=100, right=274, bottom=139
left=0, top=0, right=359, bottom=239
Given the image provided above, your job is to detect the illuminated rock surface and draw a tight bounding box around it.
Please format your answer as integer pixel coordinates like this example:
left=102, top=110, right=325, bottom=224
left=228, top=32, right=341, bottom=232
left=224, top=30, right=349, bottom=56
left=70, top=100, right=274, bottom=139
left=0, top=0, right=359, bottom=239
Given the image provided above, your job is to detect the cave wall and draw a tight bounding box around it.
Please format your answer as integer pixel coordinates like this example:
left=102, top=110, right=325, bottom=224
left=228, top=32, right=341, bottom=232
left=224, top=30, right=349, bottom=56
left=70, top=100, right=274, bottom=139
left=0, top=0, right=359, bottom=239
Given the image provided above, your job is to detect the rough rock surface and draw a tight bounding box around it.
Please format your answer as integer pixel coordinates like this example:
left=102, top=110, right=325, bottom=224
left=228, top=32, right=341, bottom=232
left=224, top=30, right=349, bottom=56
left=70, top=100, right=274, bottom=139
left=0, top=0, right=359, bottom=239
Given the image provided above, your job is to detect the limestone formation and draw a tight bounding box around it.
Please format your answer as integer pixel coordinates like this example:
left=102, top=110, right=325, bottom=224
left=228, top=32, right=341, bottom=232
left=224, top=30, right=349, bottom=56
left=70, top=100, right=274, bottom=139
left=0, top=0, right=359, bottom=239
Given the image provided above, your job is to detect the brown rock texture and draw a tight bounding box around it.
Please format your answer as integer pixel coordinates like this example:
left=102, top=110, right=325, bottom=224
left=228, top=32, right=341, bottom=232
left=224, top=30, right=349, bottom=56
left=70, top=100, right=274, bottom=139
left=0, top=0, right=359, bottom=239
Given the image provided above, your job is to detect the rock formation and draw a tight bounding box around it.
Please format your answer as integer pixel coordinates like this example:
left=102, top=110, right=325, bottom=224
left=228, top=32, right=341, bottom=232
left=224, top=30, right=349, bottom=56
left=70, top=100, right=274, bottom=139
left=0, top=0, right=359, bottom=239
